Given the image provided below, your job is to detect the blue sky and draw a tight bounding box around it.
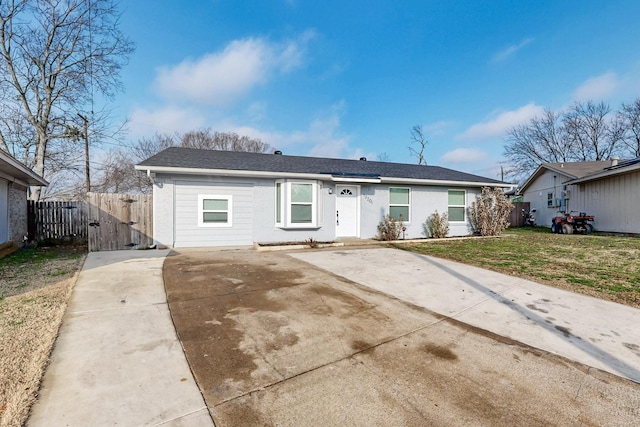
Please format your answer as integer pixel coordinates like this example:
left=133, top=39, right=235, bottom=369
left=114, top=0, right=640, bottom=179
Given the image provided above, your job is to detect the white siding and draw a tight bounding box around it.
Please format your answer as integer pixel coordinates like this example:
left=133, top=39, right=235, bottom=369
left=359, top=185, right=479, bottom=239
left=521, top=170, right=575, bottom=227
left=152, top=178, right=174, bottom=247
left=174, top=180, right=254, bottom=247
left=152, top=172, right=493, bottom=246
left=571, top=171, right=640, bottom=233
left=252, top=180, right=336, bottom=243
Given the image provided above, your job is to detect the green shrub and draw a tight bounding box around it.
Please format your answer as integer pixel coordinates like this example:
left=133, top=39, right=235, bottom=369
left=377, top=215, right=403, bottom=241
left=468, top=187, right=512, bottom=236
left=425, top=211, right=449, bottom=238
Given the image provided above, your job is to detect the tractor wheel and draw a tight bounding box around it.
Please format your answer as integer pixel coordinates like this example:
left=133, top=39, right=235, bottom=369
left=562, top=224, right=574, bottom=235
left=586, top=224, right=594, bottom=234
left=551, top=223, right=558, bottom=233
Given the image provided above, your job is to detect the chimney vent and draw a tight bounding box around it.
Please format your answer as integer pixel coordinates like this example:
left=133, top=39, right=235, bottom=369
left=359, top=157, right=367, bottom=161
left=611, top=157, right=619, bottom=167
left=274, top=150, right=282, bottom=155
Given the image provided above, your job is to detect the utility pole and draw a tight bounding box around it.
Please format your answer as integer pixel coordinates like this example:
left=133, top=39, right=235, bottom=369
left=78, top=113, right=90, bottom=193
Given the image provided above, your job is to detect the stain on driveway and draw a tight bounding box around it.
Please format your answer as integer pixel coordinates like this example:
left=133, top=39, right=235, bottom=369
left=164, top=249, right=640, bottom=426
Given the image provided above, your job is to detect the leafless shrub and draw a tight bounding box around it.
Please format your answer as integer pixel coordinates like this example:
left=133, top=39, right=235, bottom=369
left=468, top=187, right=513, bottom=236
left=377, top=215, right=403, bottom=241
left=425, top=211, right=449, bottom=238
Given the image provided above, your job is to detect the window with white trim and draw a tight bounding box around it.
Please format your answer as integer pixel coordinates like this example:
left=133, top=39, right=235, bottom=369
left=389, top=187, right=410, bottom=222
left=275, top=180, right=319, bottom=227
left=448, top=190, right=466, bottom=222
left=198, top=195, right=232, bottom=227
left=275, top=182, right=283, bottom=226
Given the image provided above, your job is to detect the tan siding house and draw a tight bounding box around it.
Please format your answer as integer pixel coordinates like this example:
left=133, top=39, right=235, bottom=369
left=520, top=158, right=640, bottom=234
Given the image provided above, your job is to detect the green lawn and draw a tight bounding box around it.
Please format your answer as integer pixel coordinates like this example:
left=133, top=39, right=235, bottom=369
left=396, top=228, right=640, bottom=309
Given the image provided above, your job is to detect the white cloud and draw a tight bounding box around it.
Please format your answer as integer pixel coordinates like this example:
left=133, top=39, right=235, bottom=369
left=457, top=103, right=544, bottom=141
left=218, top=101, right=354, bottom=158
left=492, top=38, right=534, bottom=62
left=440, top=148, right=487, bottom=163
left=154, top=31, right=314, bottom=106
left=423, top=120, right=455, bottom=136
left=128, top=106, right=206, bottom=137
left=573, top=71, right=620, bottom=101
left=246, top=101, right=267, bottom=122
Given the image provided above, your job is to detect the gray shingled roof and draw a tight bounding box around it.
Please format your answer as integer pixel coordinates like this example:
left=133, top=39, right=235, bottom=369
left=541, top=161, right=610, bottom=179
left=137, top=147, right=505, bottom=184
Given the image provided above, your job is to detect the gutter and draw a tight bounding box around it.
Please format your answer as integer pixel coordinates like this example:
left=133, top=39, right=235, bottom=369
left=0, top=170, right=29, bottom=188
left=135, top=165, right=512, bottom=188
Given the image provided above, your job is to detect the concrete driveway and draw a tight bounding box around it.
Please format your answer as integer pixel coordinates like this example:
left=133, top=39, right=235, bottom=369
left=164, top=247, right=640, bottom=427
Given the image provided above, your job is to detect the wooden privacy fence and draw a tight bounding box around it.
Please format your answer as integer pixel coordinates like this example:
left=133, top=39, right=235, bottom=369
left=87, top=192, right=153, bottom=251
left=27, top=193, right=153, bottom=251
left=508, top=201, right=531, bottom=228
left=28, top=200, right=88, bottom=242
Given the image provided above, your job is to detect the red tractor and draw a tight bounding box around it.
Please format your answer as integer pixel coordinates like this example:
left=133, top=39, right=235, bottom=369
left=551, top=211, right=595, bottom=234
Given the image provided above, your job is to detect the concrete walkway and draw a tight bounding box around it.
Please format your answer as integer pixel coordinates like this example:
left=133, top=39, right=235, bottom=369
left=27, top=250, right=214, bottom=427
left=292, top=247, right=640, bottom=383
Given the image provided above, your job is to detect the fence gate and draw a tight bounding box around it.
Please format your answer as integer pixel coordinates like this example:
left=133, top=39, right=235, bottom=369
left=87, top=192, right=153, bottom=251
left=509, top=201, right=531, bottom=227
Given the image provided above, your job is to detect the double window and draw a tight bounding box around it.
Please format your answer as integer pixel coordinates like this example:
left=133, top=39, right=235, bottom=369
left=389, top=187, right=410, bottom=222
left=275, top=181, right=318, bottom=227
left=198, top=195, right=232, bottom=227
left=448, top=190, right=466, bottom=222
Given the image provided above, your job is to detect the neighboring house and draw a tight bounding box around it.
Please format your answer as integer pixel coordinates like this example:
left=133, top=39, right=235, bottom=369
left=519, top=158, right=640, bottom=233
left=0, top=150, right=48, bottom=247
left=135, top=147, right=508, bottom=248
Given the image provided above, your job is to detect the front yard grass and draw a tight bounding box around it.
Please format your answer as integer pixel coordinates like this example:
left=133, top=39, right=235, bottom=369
left=397, top=228, right=640, bottom=309
left=0, top=246, right=86, bottom=427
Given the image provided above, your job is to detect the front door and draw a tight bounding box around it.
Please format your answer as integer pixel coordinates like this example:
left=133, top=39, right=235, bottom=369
left=336, top=185, right=358, bottom=237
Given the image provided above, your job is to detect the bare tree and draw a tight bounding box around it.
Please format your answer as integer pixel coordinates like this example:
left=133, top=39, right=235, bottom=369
left=409, top=125, right=428, bottom=165
left=504, top=109, right=568, bottom=178
left=181, top=129, right=272, bottom=152
left=0, top=0, right=134, bottom=200
left=504, top=101, right=625, bottom=181
left=617, top=98, right=640, bottom=157
left=93, top=129, right=272, bottom=194
left=562, top=101, right=620, bottom=161
left=376, top=152, right=391, bottom=162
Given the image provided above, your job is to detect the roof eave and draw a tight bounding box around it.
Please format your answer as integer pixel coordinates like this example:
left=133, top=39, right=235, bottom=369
left=0, top=151, right=48, bottom=186
left=382, top=176, right=513, bottom=188
left=135, top=165, right=329, bottom=181
left=135, top=165, right=511, bottom=188
left=566, top=163, right=640, bottom=184
left=519, top=164, right=576, bottom=194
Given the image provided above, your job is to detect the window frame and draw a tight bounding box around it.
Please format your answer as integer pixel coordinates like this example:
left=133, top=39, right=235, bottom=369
left=198, top=194, right=232, bottom=227
left=448, top=189, right=466, bottom=223
left=547, top=192, right=554, bottom=208
left=275, top=180, right=319, bottom=228
left=389, top=187, right=411, bottom=223
left=275, top=182, right=283, bottom=226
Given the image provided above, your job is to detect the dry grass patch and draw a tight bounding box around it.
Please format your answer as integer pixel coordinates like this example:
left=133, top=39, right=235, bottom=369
left=0, top=247, right=85, bottom=427
left=398, top=228, right=640, bottom=309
